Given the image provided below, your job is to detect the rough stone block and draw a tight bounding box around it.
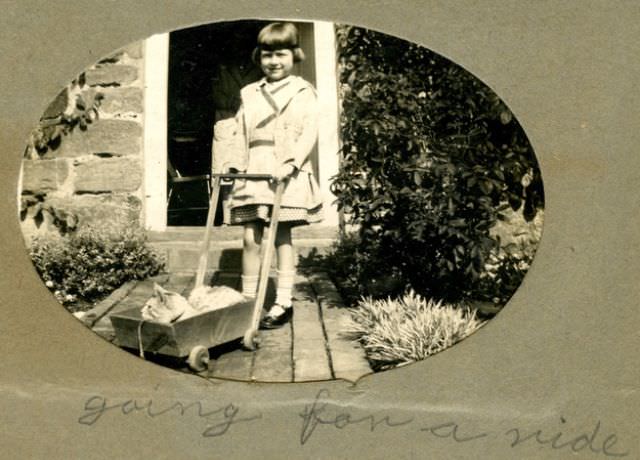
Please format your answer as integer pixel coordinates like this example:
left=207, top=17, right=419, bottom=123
left=57, top=119, right=142, bottom=157
left=74, top=157, right=142, bottom=193
left=85, top=64, right=138, bottom=87
left=21, top=159, right=69, bottom=193
left=93, top=87, right=143, bottom=114
left=46, top=194, right=142, bottom=228
left=122, top=41, right=143, bottom=59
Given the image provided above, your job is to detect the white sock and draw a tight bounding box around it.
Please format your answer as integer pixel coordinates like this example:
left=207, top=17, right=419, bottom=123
left=267, top=304, right=287, bottom=318
left=241, top=274, right=258, bottom=298
left=275, top=269, right=295, bottom=308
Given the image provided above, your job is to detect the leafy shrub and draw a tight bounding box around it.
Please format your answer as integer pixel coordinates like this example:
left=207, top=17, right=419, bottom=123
left=331, top=25, right=544, bottom=303
left=30, top=225, right=164, bottom=306
left=347, top=291, right=485, bottom=371
left=316, top=224, right=539, bottom=313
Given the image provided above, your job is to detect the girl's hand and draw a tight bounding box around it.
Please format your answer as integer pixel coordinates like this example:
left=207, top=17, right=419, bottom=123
left=273, top=163, right=296, bottom=183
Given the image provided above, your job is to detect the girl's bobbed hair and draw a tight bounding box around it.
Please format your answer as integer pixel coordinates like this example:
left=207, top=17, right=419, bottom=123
left=252, top=22, right=306, bottom=64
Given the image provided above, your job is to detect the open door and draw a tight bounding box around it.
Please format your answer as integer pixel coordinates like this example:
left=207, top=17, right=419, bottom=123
left=166, top=20, right=317, bottom=226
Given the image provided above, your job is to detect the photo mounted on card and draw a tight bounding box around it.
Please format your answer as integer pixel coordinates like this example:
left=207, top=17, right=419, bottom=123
left=18, top=19, right=543, bottom=382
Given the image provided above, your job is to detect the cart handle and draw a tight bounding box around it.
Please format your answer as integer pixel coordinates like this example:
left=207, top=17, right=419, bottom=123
left=193, top=172, right=277, bottom=288
left=211, top=173, right=273, bottom=180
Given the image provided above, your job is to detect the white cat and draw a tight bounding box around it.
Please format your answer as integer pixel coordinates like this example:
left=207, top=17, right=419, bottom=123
left=141, top=283, right=246, bottom=324
left=187, top=285, right=247, bottom=313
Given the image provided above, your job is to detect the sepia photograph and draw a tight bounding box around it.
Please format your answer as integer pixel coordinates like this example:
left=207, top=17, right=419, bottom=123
left=18, top=19, right=544, bottom=383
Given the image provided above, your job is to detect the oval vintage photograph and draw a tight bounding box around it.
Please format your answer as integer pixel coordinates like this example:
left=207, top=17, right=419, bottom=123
left=18, top=20, right=544, bottom=382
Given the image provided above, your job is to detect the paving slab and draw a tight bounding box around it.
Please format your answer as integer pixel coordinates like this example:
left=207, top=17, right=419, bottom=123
left=208, top=347, right=254, bottom=382
left=251, top=324, right=293, bottom=383
left=321, top=318, right=371, bottom=380
left=312, top=272, right=372, bottom=382
left=292, top=276, right=332, bottom=381
left=81, top=280, right=139, bottom=328
left=293, top=339, right=333, bottom=381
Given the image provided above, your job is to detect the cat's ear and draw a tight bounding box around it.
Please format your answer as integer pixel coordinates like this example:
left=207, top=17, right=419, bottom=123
left=153, top=283, right=167, bottom=302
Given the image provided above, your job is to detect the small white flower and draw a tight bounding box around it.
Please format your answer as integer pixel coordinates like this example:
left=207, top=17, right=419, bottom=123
left=45, top=280, right=54, bottom=288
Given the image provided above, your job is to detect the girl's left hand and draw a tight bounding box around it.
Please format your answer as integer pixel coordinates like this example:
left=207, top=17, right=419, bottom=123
left=273, top=163, right=296, bottom=183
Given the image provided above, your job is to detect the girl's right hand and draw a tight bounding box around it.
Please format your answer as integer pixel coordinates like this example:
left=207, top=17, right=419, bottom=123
left=273, top=163, right=296, bottom=183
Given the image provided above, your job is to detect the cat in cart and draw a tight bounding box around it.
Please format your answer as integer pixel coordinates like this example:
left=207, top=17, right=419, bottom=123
left=141, top=283, right=246, bottom=324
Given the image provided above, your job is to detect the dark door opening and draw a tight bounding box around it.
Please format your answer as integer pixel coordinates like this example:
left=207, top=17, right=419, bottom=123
left=166, top=20, right=317, bottom=226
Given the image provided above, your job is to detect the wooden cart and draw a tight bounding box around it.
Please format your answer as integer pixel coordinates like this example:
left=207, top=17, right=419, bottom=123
left=110, top=173, right=284, bottom=371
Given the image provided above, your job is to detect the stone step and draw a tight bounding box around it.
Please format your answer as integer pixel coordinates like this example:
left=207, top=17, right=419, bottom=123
left=148, top=224, right=340, bottom=242
left=151, top=243, right=334, bottom=272
left=149, top=224, right=338, bottom=272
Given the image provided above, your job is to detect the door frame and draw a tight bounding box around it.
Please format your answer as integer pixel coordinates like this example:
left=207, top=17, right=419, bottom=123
left=143, top=21, right=340, bottom=231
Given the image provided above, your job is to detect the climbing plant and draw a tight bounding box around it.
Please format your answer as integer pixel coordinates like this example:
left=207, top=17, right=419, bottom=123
left=331, top=25, right=544, bottom=303
left=26, top=73, right=103, bottom=158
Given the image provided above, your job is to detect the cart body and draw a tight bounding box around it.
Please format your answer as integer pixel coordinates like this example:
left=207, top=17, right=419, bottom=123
left=110, top=299, right=254, bottom=358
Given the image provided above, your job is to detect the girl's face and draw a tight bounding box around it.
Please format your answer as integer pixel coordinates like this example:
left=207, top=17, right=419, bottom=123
left=259, top=48, right=294, bottom=82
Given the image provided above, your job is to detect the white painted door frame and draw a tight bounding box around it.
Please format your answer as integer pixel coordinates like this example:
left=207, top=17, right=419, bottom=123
left=142, top=32, right=169, bottom=231
left=313, top=21, right=341, bottom=227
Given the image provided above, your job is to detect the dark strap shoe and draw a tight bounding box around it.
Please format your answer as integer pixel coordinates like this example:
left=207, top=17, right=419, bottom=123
left=259, top=305, right=293, bottom=330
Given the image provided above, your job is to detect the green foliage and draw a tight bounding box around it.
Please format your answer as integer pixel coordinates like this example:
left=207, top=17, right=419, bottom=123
left=347, top=291, right=485, bottom=371
left=475, top=237, right=539, bottom=305
left=331, top=25, right=544, bottom=302
left=308, top=232, right=406, bottom=305
left=20, top=194, right=78, bottom=235
left=27, top=73, right=103, bottom=157
left=30, top=225, right=165, bottom=305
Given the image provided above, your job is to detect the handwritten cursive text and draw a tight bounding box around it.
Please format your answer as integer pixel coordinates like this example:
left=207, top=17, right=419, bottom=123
left=78, top=394, right=261, bottom=438
left=299, top=388, right=414, bottom=445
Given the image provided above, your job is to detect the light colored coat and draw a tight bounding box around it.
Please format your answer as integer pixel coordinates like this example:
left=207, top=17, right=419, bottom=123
left=227, top=75, right=324, bottom=211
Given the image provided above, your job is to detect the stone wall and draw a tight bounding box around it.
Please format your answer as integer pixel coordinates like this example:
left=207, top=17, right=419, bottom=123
left=20, top=41, right=146, bottom=240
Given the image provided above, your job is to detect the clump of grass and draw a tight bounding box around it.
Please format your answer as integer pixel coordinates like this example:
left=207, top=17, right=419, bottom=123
left=347, top=291, right=486, bottom=371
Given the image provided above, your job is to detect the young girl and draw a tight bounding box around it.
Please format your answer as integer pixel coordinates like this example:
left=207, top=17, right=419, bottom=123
left=226, top=22, right=323, bottom=329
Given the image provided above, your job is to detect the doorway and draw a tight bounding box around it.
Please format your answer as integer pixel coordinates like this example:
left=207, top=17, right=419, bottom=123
left=166, top=20, right=317, bottom=226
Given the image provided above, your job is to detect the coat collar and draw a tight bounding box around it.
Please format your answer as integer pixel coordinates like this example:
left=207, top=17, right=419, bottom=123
left=258, top=74, right=294, bottom=88
left=253, top=75, right=309, bottom=112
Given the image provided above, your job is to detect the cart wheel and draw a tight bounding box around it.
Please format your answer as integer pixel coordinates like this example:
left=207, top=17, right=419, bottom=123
left=187, top=346, right=210, bottom=372
left=242, top=329, right=259, bottom=351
